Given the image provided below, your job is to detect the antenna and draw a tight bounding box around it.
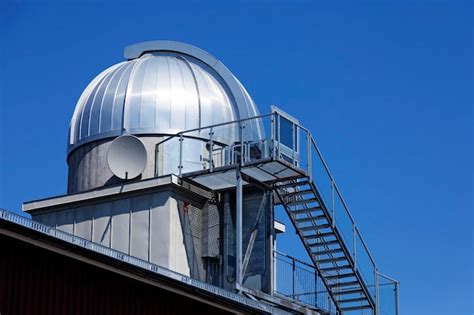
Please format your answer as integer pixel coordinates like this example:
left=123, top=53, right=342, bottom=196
left=107, top=135, right=147, bottom=180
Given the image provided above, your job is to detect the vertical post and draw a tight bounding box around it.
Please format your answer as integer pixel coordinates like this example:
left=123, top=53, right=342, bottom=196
left=375, top=269, right=379, bottom=315
left=314, top=267, right=318, bottom=307
left=292, top=257, right=296, bottom=300
left=395, top=281, right=400, bottom=315
left=239, top=123, right=245, bottom=166
left=277, top=114, right=281, bottom=161
left=353, top=224, right=357, bottom=269
left=272, top=113, right=276, bottom=160
left=236, top=167, right=243, bottom=289
left=292, top=123, right=296, bottom=167
left=269, top=193, right=275, bottom=295
left=331, top=181, right=335, bottom=227
left=307, top=132, right=311, bottom=179
left=209, top=127, right=214, bottom=172
left=178, top=134, right=184, bottom=178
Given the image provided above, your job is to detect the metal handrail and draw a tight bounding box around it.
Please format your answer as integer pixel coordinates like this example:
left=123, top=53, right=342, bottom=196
left=149, top=110, right=397, bottom=312
left=309, top=135, right=377, bottom=268
left=155, top=112, right=275, bottom=147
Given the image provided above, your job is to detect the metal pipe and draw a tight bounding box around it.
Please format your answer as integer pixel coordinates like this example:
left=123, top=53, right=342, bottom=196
left=331, top=181, right=335, bottom=228
left=178, top=134, right=184, bottom=178
left=156, top=112, right=275, bottom=146
left=353, top=223, right=357, bottom=270
left=292, top=256, right=296, bottom=300
left=209, top=127, right=214, bottom=172
left=235, top=168, right=243, bottom=288
left=271, top=113, right=276, bottom=160
left=277, top=114, right=281, bottom=161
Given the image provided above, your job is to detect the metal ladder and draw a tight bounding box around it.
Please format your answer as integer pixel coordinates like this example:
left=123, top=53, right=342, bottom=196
left=275, top=178, right=375, bottom=314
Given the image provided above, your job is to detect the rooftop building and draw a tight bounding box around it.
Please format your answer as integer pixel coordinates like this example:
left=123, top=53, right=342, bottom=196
left=0, top=41, right=399, bottom=315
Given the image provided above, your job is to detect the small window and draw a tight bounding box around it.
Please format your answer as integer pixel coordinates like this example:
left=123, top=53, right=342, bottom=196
left=279, top=116, right=297, bottom=151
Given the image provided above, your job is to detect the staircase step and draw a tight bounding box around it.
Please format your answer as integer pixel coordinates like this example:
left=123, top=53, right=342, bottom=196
left=320, top=265, right=352, bottom=272
left=316, top=256, right=348, bottom=264
left=291, top=207, right=322, bottom=215
left=299, top=224, right=331, bottom=232
left=341, top=305, right=372, bottom=311
left=288, top=198, right=319, bottom=207
left=325, top=273, right=355, bottom=280
left=304, top=232, right=335, bottom=240
left=282, top=189, right=313, bottom=198
left=328, top=281, right=360, bottom=288
left=332, top=288, right=364, bottom=296
left=313, top=248, right=343, bottom=256
left=278, top=181, right=309, bottom=189
left=337, top=297, right=368, bottom=304
left=294, top=215, right=327, bottom=223
left=309, top=240, right=340, bottom=247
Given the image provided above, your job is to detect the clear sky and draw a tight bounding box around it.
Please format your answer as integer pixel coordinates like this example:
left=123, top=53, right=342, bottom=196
left=0, top=1, right=472, bottom=314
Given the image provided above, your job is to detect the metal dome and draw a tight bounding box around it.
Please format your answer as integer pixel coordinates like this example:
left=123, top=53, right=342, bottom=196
left=68, top=41, right=263, bottom=154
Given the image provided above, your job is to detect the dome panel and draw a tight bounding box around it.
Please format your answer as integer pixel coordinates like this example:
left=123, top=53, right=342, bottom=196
left=68, top=41, right=263, bottom=154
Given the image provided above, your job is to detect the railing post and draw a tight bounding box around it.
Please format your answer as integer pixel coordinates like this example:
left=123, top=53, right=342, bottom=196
left=209, top=127, right=214, bottom=172
left=239, top=123, right=245, bottom=166
left=375, top=269, right=380, bottom=315
left=272, top=113, right=276, bottom=160
left=178, top=134, right=184, bottom=178
left=292, top=123, right=296, bottom=167
left=395, top=281, right=400, bottom=315
left=292, top=257, right=296, bottom=300
left=307, top=132, right=312, bottom=179
left=277, top=114, right=281, bottom=161
left=331, top=181, right=335, bottom=227
left=353, top=224, right=357, bottom=270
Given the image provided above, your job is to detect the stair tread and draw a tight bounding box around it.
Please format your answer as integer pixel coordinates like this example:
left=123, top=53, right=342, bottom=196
left=337, top=297, right=368, bottom=303
left=328, top=280, right=360, bottom=288
left=340, top=305, right=372, bottom=311
left=320, top=265, right=352, bottom=272
left=291, top=207, right=322, bottom=215
left=304, top=231, right=335, bottom=239
left=309, top=240, right=340, bottom=247
left=294, top=215, right=327, bottom=223
left=331, top=288, right=364, bottom=296
left=317, top=256, right=348, bottom=264
left=326, top=273, right=355, bottom=280
left=282, top=189, right=313, bottom=197
left=299, top=224, right=331, bottom=232
left=278, top=181, right=309, bottom=189
left=288, top=198, right=319, bottom=206
left=313, top=248, right=344, bottom=256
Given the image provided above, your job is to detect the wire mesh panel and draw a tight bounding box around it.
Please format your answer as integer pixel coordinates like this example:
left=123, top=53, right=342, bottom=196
left=274, top=251, right=337, bottom=315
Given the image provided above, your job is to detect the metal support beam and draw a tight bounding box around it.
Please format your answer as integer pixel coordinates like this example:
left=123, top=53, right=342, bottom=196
left=241, top=194, right=267, bottom=278
left=236, top=167, right=243, bottom=288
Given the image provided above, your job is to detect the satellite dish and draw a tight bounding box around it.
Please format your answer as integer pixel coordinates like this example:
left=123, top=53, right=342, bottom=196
left=107, top=135, right=147, bottom=180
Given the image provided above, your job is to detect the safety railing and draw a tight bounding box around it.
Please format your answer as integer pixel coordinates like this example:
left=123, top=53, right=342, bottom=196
left=154, top=113, right=274, bottom=177
left=152, top=111, right=398, bottom=314
left=274, top=251, right=337, bottom=314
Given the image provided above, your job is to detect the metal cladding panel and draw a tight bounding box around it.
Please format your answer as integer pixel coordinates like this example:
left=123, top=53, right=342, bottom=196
left=57, top=209, right=74, bottom=234
left=111, top=199, right=131, bottom=254
left=130, top=195, right=150, bottom=261
left=0, top=234, right=230, bottom=315
left=93, top=202, right=112, bottom=246
left=68, top=42, right=264, bottom=155
left=75, top=205, right=93, bottom=240
left=150, top=192, right=171, bottom=267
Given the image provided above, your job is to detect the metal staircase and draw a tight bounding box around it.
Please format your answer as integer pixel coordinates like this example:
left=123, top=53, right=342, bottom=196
left=275, top=178, right=375, bottom=314
left=155, top=108, right=399, bottom=315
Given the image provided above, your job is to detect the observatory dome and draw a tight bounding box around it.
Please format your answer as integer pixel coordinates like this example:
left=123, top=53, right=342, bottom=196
left=68, top=41, right=262, bottom=154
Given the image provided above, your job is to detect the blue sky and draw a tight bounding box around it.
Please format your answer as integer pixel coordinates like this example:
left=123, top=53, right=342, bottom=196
left=0, top=1, right=472, bottom=314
